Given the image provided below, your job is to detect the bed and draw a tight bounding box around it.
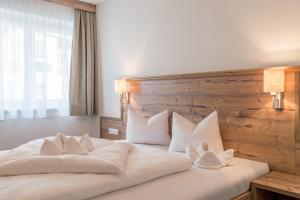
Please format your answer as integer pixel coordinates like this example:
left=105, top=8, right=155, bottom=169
left=97, top=68, right=297, bottom=200
left=2, top=68, right=297, bottom=200
left=0, top=138, right=269, bottom=200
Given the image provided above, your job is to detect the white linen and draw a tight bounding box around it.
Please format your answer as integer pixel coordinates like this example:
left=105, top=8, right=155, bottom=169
left=186, top=144, right=234, bottom=169
left=54, top=132, right=67, bottom=149
left=0, top=139, right=133, bottom=176
left=169, top=111, right=224, bottom=153
left=41, top=133, right=96, bottom=155
left=64, top=136, right=88, bottom=155
left=92, top=144, right=269, bottom=200
left=193, top=150, right=234, bottom=169
left=126, top=109, right=171, bottom=145
left=80, top=134, right=96, bottom=152
left=40, top=139, right=64, bottom=155
left=0, top=139, right=191, bottom=200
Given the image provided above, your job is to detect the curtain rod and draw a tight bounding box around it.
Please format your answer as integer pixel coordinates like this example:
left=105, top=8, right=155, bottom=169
left=44, top=0, right=96, bottom=13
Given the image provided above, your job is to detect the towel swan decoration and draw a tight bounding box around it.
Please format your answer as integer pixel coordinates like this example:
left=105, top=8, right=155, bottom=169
left=40, top=133, right=95, bottom=155
left=186, top=143, right=234, bottom=169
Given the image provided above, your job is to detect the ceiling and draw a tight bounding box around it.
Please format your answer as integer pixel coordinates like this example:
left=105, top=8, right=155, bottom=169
left=80, top=0, right=104, bottom=4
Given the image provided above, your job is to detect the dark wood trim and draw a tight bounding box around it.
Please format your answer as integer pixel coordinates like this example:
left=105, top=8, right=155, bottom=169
left=231, top=192, right=251, bottom=200
left=296, top=72, right=300, bottom=143
left=44, top=0, right=96, bottom=13
left=119, top=66, right=300, bottom=81
left=295, top=72, right=300, bottom=175
left=100, top=116, right=122, bottom=122
left=251, top=171, right=300, bottom=199
left=123, top=68, right=263, bottom=81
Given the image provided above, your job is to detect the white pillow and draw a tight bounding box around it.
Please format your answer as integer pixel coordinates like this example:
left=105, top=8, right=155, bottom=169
left=169, top=111, right=224, bottom=153
left=126, top=109, right=171, bottom=145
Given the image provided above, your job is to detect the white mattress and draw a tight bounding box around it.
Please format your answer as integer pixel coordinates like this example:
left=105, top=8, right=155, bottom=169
left=91, top=144, right=269, bottom=200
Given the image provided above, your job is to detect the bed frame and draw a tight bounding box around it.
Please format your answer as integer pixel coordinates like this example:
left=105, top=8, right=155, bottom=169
left=232, top=192, right=251, bottom=200
left=100, top=67, right=300, bottom=199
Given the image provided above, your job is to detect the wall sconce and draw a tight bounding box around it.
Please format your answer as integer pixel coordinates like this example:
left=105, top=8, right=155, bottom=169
left=264, top=68, right=285, bottom=111
left=115, top=79, right=130, bottom=104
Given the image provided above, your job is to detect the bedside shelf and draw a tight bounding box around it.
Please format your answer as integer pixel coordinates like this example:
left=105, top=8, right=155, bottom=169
left=251, top=171, right=300, bottom=200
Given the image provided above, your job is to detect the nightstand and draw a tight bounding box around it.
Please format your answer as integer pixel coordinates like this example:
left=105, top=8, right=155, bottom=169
left=251, top=171, right=300, bottom=200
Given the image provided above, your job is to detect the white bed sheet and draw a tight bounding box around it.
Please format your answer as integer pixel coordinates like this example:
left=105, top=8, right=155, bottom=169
left=91, top=143, right=269, bottom=200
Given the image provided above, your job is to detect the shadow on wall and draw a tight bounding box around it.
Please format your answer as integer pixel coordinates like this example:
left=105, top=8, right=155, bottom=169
left=0, top=116, right=100, bottom=150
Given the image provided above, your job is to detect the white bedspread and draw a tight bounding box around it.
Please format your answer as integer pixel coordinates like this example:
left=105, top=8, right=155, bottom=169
left=0, top=139, right=133, bottom=176
left=93, top=144, right=270, bottom=200
left=0, top=139, right=191, bottom=200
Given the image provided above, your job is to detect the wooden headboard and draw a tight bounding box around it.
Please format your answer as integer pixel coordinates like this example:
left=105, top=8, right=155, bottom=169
left=101, top=68, right=300, bottom=174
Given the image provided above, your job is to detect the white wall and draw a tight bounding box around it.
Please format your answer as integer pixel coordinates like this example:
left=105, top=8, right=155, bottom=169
left=0, top=116, right=100, bottom=150
left=98, top=0, right=300, bottom=118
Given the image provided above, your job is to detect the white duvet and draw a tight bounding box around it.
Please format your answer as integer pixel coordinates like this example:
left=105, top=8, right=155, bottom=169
left=0, top=139, right=133, bottom=176
left=0, top=138, right=191, bottom=200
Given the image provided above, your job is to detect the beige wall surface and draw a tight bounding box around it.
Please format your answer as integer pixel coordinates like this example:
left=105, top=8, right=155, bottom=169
left=98, top=0, right=300, bottom=118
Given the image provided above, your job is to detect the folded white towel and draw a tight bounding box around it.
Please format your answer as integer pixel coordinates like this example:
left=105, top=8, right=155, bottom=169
left=1, top=142, right=133, bottom=176
left=194, top=151, right=223, bottom=169
left=186, top=144, right=199, bottom=162
left=53, top=132, right=67, bottom=149
left=64, top=136, right=88, bottom=155
left=79, top=133, right=96, bottom=152
left=186, top=143, right=234, bottom=170
left=40, top=133, right=95, bottom=156
left=40, top=139, right=63, bottom=155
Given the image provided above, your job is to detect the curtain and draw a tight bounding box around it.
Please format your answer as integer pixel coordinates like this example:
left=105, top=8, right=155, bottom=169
left=69, top=10, right=98, bottom=116
left=0, top=0, right=74, bottom=120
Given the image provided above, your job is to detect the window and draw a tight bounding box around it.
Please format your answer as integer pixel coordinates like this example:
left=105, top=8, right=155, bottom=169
left=0, top=0, right=74, bottom=120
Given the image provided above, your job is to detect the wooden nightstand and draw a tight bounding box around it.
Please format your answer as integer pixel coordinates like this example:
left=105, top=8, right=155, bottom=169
left=251, top=171, right=300, bottom=200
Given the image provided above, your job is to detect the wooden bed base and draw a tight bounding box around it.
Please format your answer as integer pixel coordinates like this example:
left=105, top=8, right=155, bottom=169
left=232, top=191, right=251, bottom=200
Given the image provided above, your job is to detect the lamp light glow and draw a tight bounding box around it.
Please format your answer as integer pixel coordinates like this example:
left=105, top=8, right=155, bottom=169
left=263, top=68, right=285, bottom=111
left=114, top=79, right=127, bottom=94
left=115, top=78, right=130, bottom=106
left=264, top=69, right=285, bottom=93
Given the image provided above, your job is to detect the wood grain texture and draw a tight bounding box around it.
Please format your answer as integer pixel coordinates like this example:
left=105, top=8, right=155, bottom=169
left=44, top=0, right=96, bottom=13
left=251, top=171, right=300, bottom=200
left=101, top=68, right=299, bottom=174
left=296, top=73, right=300, bottom=176
left=231, top=192, right=251, bottom=200
left=100, top=117, right=125, bottom=140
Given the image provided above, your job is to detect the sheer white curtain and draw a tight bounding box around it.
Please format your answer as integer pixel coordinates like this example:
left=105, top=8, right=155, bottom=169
left=0, top=0, right=74, bottom=120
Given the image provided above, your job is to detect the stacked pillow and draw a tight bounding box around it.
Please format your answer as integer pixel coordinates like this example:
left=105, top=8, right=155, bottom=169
left=126, top=109, right=224, bottom=153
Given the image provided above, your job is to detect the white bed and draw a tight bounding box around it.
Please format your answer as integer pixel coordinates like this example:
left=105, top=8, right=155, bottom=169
left=0, top=140, right=269, bottom=200
left=93, top=143, right=269, bottom=200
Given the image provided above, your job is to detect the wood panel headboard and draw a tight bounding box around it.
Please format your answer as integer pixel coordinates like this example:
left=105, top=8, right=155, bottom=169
left=101, top=68, right=300, bottom=174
